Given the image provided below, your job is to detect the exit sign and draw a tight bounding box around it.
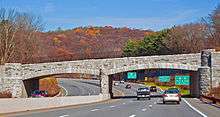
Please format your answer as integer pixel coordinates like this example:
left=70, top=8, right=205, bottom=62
left=159, top=76, right=170, bottom=82
left=175, top=75, right=190, bottom=85
left=127, top=72, right=137, bottom=79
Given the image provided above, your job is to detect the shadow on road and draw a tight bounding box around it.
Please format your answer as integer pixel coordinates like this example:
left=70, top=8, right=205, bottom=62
left=112, top=94, right=163, bottom=99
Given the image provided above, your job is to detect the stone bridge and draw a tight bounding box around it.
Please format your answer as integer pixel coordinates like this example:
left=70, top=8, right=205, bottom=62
left=0, top=49, right=220, bottom=98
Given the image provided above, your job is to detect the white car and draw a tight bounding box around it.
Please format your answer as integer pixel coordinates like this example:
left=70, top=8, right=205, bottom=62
left=114, top=82, right=119, bottom=86
left=119, top=80, right=125, bottom=84
left=162, top=89, right=181, bottom=104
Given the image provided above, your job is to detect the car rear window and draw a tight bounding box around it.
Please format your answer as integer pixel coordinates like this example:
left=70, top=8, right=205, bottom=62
left=33, top=90, right=41, bottom=94
left=165, top=90, right=179, bottom=94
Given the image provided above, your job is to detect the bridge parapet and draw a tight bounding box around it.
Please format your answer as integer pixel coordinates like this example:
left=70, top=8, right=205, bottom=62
left=0, top=50, right=219, bottom=98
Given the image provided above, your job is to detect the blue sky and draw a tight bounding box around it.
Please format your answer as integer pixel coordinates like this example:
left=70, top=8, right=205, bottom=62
left=1, top=0, right=219, bottom=31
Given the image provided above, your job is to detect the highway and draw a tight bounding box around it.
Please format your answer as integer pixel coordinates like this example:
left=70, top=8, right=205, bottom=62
left=58, top=79, right=100, bottom=96
left=8, top=79, right=204, bottom=117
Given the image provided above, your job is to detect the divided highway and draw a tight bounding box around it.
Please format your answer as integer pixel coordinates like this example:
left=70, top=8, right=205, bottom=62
left=8, top=79, right=204, bottom=117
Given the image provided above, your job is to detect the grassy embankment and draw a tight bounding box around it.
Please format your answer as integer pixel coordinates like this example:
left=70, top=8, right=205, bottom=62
left=39, top=77, right=61, bottom=97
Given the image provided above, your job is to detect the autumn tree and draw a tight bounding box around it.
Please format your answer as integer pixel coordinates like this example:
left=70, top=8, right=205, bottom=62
left=201, top=4, right=220, bottom=49
left=164, top=23, right=207, bottom=54
left=0, top=8, right=43, bottom=64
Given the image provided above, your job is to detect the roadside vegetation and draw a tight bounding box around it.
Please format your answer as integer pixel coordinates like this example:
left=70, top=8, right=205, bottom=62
left=0, top=4, right=220, bottom=98
left=0, top=90, right=12, bottom=98
left=123, top=5, right=220, bottom=56
left=39, top=77, right=60, bottom=97
left=144, top=82, right=190, bottom=95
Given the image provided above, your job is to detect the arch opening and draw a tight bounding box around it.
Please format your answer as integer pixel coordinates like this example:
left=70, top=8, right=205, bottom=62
left=109, top=68, right=199, bottom=99
left=23, top=73, right=101, bottom=97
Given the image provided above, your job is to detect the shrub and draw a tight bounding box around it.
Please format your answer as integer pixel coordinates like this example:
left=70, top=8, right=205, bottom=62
left=39, top=77, right=60, bottom=97
left=0, top=90, right=12, bottom=98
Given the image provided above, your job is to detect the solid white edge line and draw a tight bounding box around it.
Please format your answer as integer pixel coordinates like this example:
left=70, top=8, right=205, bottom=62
left=59, top=85, right=68, bottom=96
left=182, top=98, right=208, bottom=117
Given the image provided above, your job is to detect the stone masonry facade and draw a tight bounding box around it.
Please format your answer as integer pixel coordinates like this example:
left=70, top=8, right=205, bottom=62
left=0, top=49, right=219, bottom=98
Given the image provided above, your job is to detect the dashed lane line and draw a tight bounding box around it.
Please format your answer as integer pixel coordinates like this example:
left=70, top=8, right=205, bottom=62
left=59, top=115, right=69, bottom=117
left=141, top=108, right=147, bottom=111
left=129, top=114, right=136, bottom=117
left=90, top=109, right=100, bottom=112
left=110, top=106, right=116, bottom=108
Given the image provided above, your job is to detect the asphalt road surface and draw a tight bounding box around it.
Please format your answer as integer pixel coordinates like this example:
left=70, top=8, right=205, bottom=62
left=8, top=79, right=203, bottom=117
left=58, top=79, right=100, bottom=96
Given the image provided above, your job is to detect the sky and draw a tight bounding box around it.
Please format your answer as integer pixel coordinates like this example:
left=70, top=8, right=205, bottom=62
left=0, top=0, right=219, bottom=31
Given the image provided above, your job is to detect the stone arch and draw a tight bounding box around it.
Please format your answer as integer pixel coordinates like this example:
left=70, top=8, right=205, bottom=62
left=22, top=68, right=100, bottom=80
left=105, top=63, right=199, bottom=75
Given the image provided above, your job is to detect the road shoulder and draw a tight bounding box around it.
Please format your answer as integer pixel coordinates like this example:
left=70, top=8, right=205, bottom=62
left=185, top=98, right=220, bottom=117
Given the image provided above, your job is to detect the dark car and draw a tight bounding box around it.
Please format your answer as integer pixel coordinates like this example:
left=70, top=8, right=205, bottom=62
left=150, top=86, right=157, bottom=92
left=125, top=84, right=131, bottom=89
left=137, top=87, right=151, bottom=100
left=119, top=80, right=125, bottom=84
left=31, top=90, right=48, bottom=98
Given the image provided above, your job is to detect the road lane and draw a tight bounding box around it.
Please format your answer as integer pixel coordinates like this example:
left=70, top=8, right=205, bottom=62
left=7, top=79, right=203, bottom=117
left=58, top=79, right=100, bottom=96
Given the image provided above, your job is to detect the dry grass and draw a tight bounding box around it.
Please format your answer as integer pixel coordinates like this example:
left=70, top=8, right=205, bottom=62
left=0, top=90, right=12, bottom=98
left=209, top=86, right=220, bottom=98
left=39, top=77, right=60, bottom=97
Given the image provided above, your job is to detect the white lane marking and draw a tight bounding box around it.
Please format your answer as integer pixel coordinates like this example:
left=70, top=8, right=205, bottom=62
left=59, top=85, right=68, bottom=96
left=59, top=115, right=69, bottom=117
left=129, top=114, right=136, bottom=117
left=123, top=103, right=126, bottom=105
left=142, top=108, right=147, bottom=111
left=182, top=98, right=207, bottom=117
left=90, top=109, right=100, bottom=112
left=110, top=105, right=116, bottom=108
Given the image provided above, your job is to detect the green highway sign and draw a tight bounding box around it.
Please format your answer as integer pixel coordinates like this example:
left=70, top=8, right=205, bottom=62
left=175, top=75, right=190, bottom=85
left=127, top=72, right=137, bottom=79
left=159, top=76, right=170, bottom=82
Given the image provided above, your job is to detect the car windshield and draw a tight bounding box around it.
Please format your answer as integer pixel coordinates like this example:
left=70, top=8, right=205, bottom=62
left=165, top=90, right=179, bottom=94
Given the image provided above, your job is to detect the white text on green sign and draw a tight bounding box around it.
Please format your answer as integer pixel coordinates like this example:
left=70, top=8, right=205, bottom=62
left=127, top=72, right=137, bottom=79
left=175, top=75, right=190, bottom=85
left=159, top=76, right=170, bottom=82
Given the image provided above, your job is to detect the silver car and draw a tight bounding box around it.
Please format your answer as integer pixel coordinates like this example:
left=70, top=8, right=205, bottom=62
left=162, top=89, right=181, bottom=104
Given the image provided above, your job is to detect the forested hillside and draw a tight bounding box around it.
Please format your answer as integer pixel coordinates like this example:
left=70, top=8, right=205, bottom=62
left=33, top=27, right=152, bottom=63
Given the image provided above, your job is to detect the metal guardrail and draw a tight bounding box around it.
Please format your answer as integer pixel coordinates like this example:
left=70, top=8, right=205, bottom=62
left=201, top=95, right=220, bottom=104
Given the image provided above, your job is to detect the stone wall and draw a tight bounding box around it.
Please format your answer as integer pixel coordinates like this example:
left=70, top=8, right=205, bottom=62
left=0, top=65, right=5, bottom=92
left=0, top=51, right=217, bottom=98
left=19, top=53, right=201, bottom=80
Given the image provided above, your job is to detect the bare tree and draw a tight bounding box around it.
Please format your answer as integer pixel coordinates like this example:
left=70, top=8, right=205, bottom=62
left=201, top=4, right=220, bottom=49
left=164, top=23, right=207, bottom=54
left=0, top=8, right=43, bottom=64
